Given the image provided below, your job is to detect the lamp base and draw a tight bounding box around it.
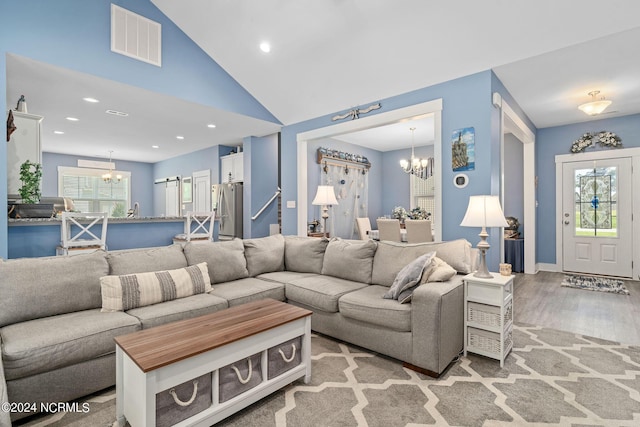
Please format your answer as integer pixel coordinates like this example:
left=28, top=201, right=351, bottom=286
left=473, top=229, right=493, bottom=278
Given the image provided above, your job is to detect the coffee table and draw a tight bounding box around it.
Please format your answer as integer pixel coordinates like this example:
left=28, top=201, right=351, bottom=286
left=115, top=299, right=312, bottom=426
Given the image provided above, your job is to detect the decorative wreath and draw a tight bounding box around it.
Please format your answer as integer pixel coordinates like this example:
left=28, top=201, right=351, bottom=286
left=570, top=131, right=622, bottom=153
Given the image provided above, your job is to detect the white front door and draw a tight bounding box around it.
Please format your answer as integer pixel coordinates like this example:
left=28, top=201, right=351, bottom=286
left=193, top=170, right=211, bottom=212
left=562, top=157, right=632, bottom=277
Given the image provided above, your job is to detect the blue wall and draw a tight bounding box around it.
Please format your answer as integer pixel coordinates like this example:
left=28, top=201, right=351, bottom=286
left=536, top=113, right=640, bottom=264
left=243, top=134, right=279, bottom=238
left=42, top=152, right=154, bottom=217
left=1, top=0, right=279, bottom=258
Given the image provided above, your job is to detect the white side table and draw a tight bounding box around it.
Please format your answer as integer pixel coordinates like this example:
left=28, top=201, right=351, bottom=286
left=463, top=272, right=514, bottom=367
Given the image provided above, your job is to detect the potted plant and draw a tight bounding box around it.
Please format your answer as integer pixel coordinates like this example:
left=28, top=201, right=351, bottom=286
left=18, top=160, right=42, bottom=204
left=9, top=160, right=54, bottom=218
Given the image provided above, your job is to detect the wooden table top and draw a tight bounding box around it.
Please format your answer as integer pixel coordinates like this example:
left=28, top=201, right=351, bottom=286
left=114, top=299, right=312, bottom=373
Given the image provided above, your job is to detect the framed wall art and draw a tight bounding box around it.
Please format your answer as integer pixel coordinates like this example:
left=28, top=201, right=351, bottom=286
left=452, top=127, right=475, bottom=172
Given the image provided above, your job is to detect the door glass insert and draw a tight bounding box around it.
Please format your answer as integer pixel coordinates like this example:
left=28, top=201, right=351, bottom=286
left=574, top=166, right=617, bottom=237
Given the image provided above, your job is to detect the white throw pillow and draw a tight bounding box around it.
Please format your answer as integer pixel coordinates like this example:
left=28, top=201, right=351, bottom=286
left=100, top=262, right=211, bottom=312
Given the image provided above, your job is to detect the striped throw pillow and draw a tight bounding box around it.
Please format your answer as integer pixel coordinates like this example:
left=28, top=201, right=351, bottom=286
left=100, top=263, right=211, bottom=312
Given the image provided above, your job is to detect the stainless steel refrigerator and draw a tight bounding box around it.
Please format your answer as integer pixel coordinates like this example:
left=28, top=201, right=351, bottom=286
left=216, top=182, right=243, bottom=240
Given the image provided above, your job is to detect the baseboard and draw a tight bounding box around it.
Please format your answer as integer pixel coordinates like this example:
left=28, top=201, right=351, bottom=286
left=536, top=263, right=559, bottom=272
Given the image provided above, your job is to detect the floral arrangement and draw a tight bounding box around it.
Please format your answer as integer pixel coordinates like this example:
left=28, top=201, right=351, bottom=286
left=570, top=131, right=622, bottom=153
left=391, top=206, right=409, bottom=221
left=409, top=207, right=431, bottom=220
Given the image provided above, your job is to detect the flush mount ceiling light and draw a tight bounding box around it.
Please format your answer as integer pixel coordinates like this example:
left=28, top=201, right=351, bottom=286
left=578, top=90, right=612, bottom=116
left=53, top=131, right=65, bottom=135
left=176, top=135, right=184, bottom=140
left=66, top=117, right=79, bottom=121
left=152, top=145, right=159, bottom=149
left=207, top=124, right=216, bottom=128
left=83, top=97, right=99, bottom=103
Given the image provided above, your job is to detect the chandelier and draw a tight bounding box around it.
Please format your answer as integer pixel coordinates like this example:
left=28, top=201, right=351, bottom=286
left=102, top=150, right=122, bottom=184
left=399, top=127, right=433, bottom=180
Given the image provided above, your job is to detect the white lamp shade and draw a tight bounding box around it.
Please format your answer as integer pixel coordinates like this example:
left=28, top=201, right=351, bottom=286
left=312, top=185, right=338, bottom=206
left=578, top=99, right=612, bottom=116
left=460, top=195, right=508, bottom=228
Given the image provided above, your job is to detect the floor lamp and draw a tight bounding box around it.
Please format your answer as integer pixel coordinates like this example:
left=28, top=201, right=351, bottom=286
left=312, top=185, right=338, bottom=238
left=460, top=195, right=508, bottom=278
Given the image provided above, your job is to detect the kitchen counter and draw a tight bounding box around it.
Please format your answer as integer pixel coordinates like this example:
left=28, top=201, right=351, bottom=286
left=7, top=216, right=207, bottom=259
left=8, top=216, right=185, bottom=226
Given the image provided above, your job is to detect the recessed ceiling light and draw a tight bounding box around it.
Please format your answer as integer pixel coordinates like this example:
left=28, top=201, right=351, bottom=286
left=152, top=145, right=159, bottom=149
left=66, top=117, right=79, bottom=121
left=207, top=124, right=216, bottom=128
left=53, top=131, right=65, bottom=135
left=259, top=42, right=271, bottom=53
left=176, top=136, right=184, bottom=140
left=83, top=97, right=99, bottom=103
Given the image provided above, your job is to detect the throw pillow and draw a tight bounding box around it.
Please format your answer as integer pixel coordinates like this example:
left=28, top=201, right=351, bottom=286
left=421, top=257, right=457, bottom=283
left=321, top=238, right=377, bottom=283
left=383, top=251, right=435, bottom=300
left=183, top=239, right=249, bottom=284
left=100, top=263, right=211, bottom=312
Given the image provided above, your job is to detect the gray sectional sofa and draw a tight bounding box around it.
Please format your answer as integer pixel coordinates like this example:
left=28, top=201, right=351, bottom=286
left=0, top=235, right=476, bottom=423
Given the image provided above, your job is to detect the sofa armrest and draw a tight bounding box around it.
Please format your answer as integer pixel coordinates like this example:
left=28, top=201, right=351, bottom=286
left=409, top=275, right=464, bottom=375
left=0, top=337, right=12, bottom=426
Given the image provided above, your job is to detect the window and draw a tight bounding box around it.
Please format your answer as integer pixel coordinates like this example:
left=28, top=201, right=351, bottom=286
left=58, top=166, right=131, bottom=217
left=410, top=174, right=435, bottom=224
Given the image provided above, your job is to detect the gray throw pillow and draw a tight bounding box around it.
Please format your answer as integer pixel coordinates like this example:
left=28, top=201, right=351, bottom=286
left=284, top=236, right=328, bottom=273
left=384, top=251, right=435, bottom=300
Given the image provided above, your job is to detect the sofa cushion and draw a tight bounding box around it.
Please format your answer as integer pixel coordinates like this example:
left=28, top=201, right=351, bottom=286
left=0, top=309, right=140, bottom=381
left=100, top=263, right=211, bottom=312
left=126, top=294, right=228, bottom=329
left=286, top=275, right=368, bottom=313
left=184, top=239, right=249, bottom=284
left=284, top=236, right=328, bottom=274
left=243, top=234, right=285, bottom=276
left=384, top=252, right=435, bottom=300
left=107, top=244, right=187, bottom=275
left=339, top=286, right=412, bottom=332
left=209, top=278, right=285, bottom=307
left=0, top=251, right=109, bottom=328
left=372, top=239, right=473, bottom=287
left=321, top=238, right=377, bottom=283
left=257, top=271, right=320, bottom=284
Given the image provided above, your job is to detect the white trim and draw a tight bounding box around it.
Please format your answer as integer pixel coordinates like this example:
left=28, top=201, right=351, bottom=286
left=555, top=147, right=640, bottom=280
left=296, top=99, right=443, bottom=240
left=495, top=94, right=536, bottom=275
left=536, top=263, right=558, bottom=272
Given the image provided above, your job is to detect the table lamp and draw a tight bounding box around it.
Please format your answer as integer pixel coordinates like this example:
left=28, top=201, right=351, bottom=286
left=460, top=195, right=508, bottom=278
left=312, top=185, right=338, bottom=238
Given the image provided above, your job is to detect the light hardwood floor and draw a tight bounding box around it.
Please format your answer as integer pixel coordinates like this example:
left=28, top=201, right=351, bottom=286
left=514, top=271, right=640, bottom=345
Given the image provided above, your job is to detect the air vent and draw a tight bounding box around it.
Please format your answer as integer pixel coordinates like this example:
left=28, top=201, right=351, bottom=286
left=105, top=109, right=129, bottom=117
left=111, top=4, right=161, bottom=67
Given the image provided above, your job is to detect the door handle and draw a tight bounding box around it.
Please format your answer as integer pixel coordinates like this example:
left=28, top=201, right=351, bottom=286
left=564, top=220, right=570, bottom=225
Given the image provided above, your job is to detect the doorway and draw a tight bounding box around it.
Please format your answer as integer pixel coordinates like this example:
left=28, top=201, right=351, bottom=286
left=192, top=170, right=211, bottom=212
left=561, top=158, right=632, bottom=277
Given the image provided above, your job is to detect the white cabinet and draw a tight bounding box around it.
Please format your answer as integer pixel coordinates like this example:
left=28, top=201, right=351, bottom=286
left=7, top=111, right=43, bottom=199
left=221, top=152, right=243, bottom=183
left=463, top=272, right=514, bottom=367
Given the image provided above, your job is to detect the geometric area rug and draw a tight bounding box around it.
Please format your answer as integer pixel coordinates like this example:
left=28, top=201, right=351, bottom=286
left=14, top=325, right=640, bottom=427
left=561, top=273, right=630, bottom=295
